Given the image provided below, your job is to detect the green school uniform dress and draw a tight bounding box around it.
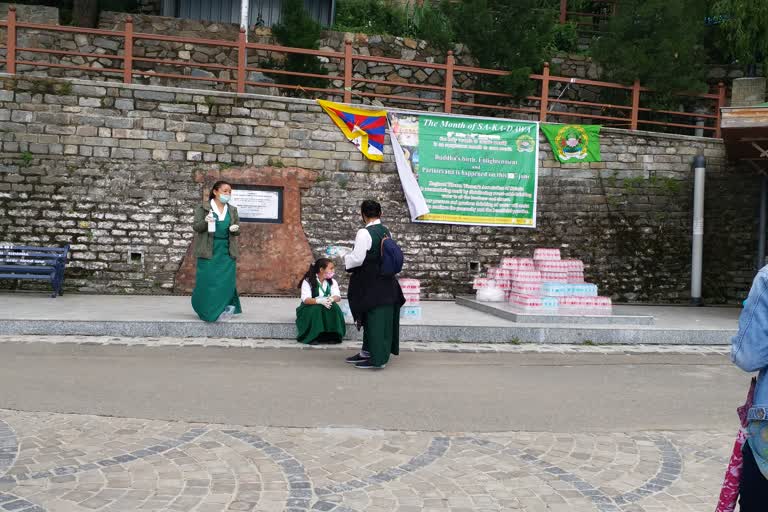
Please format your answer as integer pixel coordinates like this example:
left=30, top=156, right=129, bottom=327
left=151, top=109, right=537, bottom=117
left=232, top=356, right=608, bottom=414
left=296, top=278, right=346, bottom=344
left=191, top=206, right=242, bottom=322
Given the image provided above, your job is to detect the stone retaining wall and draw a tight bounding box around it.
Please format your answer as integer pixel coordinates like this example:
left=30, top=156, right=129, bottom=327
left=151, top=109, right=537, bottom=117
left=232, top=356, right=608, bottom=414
left=0, top=74, right=757, bottom=302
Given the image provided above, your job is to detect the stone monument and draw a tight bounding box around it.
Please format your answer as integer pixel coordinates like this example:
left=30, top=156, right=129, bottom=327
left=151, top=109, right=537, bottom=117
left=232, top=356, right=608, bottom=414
left=730, top=77, right=767, bottom=107
left=175, top=166, right=317, bottom=295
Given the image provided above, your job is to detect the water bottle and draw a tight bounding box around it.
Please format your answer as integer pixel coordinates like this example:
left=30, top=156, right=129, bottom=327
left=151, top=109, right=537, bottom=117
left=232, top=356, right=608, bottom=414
left=207, top=211, right=216, bottom=233
left=325, top=246, right=352, bottom=258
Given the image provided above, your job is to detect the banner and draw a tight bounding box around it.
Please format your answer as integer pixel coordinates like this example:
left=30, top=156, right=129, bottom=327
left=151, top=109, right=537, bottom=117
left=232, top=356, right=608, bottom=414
left=317, top=100, right=386, bottom=161
left=541, top=124, right=601, bottom=163
left=389, top=112, right=539, bottom=227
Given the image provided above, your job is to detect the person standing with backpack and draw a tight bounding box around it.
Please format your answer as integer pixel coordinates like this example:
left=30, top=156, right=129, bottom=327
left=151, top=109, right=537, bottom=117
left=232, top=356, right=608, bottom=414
left=344, top=200, right=406, bottom=369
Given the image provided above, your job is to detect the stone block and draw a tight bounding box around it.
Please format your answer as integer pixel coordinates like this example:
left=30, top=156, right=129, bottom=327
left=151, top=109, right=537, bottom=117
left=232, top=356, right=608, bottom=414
left=215, top=123, right=237, bottom=135
left=114, top=99, right=134, bottom=110
left=148, top=131, right=176, bottom=142
left=11, top=111, right=33, bottom=123
left=105, top=117, right=135, bottom=129
left=111, top=148, right=134, bottom=159
left=152, top=149, right=171, bottom=160
left=134, top=90, right=176, bottom=102
left=93, top=37, right=120, bottom=52
left=118, top=139, right=142, bottom=149
left=77, top=98, right=101, bottom=108
left=142, top=118, right=165, bottom=130
left=232, top=136, right=266, bottom=147
left=158, top=104, right=197, bottom=114
left=29, top=143, right=49, bottom=154
left=207, top=134, right=230, bottom=145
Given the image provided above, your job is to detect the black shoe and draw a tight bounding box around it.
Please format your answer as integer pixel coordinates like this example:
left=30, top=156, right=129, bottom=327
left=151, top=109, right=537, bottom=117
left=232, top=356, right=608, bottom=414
left=345, top=353, right=369, bottom=364
left=354, top=360, right=385, bottom=370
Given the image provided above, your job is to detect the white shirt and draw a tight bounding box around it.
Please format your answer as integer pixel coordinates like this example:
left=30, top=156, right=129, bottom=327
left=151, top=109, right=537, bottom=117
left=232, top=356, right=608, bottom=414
left=344, top=219, right=381, bottom=270
left=210, top=199, right=228, bottom=221
left=300, top=278, right=341, bottom=302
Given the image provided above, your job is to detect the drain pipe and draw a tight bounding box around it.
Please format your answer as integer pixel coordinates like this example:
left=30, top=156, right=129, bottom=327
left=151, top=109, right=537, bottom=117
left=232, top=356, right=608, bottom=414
left=691, top=154, right=706, bottom=305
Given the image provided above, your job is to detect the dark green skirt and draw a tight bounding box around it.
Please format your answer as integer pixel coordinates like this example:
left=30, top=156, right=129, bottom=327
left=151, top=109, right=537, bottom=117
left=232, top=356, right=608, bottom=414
left=191, top=238, right=242, bottom=322
left=296, top=302, right=346, bottom=344
left=362, top=304, right=400, bottom=367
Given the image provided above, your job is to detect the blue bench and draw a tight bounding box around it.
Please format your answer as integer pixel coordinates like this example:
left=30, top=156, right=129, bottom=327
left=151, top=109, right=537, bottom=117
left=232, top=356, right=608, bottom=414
left=0, top=245, right=69, bottom=298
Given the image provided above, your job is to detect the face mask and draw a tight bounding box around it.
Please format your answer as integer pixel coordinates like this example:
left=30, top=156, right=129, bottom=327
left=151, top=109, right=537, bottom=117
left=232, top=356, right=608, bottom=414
left=219, top=195, right=231, bottom=204
left=325, top=271, right=335, bottom=280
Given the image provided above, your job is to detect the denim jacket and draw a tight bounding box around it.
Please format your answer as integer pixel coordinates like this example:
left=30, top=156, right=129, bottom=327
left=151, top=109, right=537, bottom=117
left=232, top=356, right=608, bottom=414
left=731, top=266, right=768, bottom=478
left=732, top=267, right=768, bottom=408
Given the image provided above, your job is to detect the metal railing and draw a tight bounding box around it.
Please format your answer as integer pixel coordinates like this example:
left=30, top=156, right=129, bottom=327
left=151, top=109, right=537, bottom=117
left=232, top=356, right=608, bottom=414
left=0, top=6, right=726, bottom=137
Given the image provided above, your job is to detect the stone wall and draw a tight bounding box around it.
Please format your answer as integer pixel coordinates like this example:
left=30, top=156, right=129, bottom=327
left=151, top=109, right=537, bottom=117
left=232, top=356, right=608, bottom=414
left=0, top=74, right=757, bottom=302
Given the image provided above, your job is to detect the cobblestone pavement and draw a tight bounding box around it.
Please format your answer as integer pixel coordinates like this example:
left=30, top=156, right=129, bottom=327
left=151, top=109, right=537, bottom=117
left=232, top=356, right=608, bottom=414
left=0, top=409, right=732, bottom=512
left=0, top=335, right=731, bottom=356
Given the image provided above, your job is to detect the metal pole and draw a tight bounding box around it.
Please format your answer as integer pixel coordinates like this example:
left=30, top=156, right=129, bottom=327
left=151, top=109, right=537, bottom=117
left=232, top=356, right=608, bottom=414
left=758, top=175, right=768, bottom=272
left=691, top=155, right=706, bottom=305
left=240, top=0, right=249, bottom=42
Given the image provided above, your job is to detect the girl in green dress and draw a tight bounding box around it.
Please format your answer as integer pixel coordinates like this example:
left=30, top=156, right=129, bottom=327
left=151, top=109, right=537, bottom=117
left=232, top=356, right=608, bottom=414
left=296, top=258, right=346, bottom=344
left=191, top=181, right=242, bottom=322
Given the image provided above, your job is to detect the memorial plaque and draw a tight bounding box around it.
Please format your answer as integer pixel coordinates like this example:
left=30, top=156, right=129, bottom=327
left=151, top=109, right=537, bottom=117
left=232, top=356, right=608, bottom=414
left=231, top=186, right=283, bottom=223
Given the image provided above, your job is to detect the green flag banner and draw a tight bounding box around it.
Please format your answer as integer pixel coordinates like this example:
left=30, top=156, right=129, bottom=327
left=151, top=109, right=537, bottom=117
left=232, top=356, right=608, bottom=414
left=541, top=124, right=601, bottom=163
left=389, top=112, right=539, bottom=227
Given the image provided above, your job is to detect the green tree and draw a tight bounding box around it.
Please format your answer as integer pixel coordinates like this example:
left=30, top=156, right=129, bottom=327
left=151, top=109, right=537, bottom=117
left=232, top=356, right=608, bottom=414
left=442, top=0, right=555, bottom=99
left=591, top=0, right=709, bottom=95
left=711, top=0, right=768, bottom=76
left=272, top=0, right=329, bottom=90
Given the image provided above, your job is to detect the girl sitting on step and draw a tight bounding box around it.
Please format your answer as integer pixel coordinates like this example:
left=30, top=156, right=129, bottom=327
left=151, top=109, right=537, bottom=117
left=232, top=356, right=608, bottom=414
left=295, top=258, right=346, bottom=345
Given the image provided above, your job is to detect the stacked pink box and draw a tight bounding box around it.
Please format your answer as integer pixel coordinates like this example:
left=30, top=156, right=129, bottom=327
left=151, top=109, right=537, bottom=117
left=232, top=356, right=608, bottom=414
left=473, top=248, right=612, bottom=314
left=559, top=296, right=612, bottom=311
left=563, top=259, right=585, bottom=283
left=501, top=257, right=535, bottom=270
left=398, top=279, right=422, bottom=319
left=533, top=248, right=561, bottom=261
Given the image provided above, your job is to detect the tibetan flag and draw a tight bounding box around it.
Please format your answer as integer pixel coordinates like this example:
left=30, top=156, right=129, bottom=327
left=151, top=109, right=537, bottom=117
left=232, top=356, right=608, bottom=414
left=541, top=124, right=602, bottom=163
left=317, top=100, right=386, bottom=161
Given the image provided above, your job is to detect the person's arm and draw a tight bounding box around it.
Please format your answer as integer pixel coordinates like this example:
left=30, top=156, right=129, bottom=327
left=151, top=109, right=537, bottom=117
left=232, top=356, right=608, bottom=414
left=344, top=228, right=372, bottom=270
left=192, top=206, right=209, bottom=233
left=732, top=268, right=768, bottom=372
left=301, top=281, right=317, bottom=305
left=229, top=208, right=241, bottom=236
left=331, top=279, right=341, bottom=303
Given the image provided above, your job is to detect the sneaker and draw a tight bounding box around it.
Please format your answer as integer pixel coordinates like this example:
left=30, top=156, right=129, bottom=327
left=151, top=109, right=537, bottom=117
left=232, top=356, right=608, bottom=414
left=224, top=305, right=236, bottom=314
left=217, top=308, right=234, bottom=322
left=345, top=353, right=369, bottom=364
left=354, top=360, right=385, bottom=370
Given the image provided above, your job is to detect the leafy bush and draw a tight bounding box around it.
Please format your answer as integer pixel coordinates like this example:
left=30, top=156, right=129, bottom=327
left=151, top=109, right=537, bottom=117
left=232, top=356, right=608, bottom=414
left=271, top=0, right=329, bottom=91
left=549, top=22, right=579, bottom=53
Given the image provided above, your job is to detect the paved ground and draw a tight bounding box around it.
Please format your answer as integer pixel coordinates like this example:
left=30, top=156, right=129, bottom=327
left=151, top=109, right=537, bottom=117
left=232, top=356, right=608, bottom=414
left=0, top=340, right=750, bottom=511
